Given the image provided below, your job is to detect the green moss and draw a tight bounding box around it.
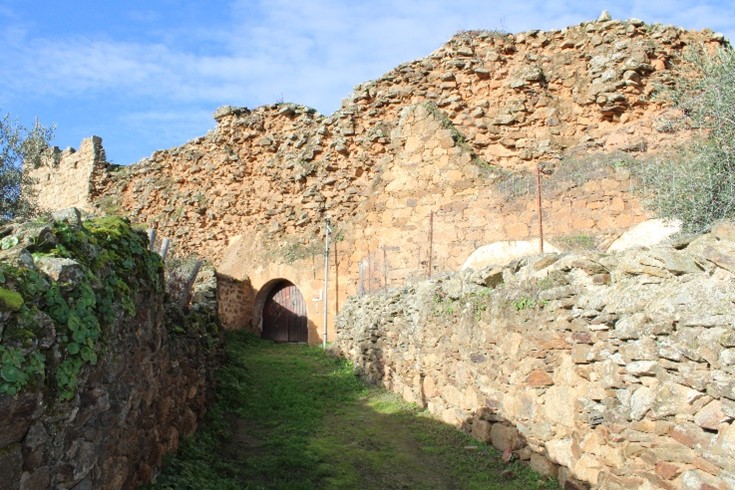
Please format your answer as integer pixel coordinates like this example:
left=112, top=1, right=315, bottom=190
left=0, top=287, right=23, bottom=311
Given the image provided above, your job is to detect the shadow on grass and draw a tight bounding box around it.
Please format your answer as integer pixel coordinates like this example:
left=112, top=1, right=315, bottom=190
left=148, top=331, right=559, bottom=490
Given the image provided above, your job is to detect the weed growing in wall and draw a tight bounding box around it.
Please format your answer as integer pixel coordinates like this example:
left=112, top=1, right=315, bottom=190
left=502, top=269, right=567, bottom=313
left=468, top=288, right=494, bottom=320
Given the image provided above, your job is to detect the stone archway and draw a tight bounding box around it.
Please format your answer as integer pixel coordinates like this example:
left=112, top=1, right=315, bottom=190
left=255, top=279, right=308, bottom=343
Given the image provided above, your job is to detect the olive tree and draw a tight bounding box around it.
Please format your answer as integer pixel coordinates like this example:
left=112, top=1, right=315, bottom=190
left=0, top=114, right=55, bottom=219
left=638, top=44, right=735, bottom=233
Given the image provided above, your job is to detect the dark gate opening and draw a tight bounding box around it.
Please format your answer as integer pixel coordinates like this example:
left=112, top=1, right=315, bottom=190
left=261, top=281, right=308, bottom=343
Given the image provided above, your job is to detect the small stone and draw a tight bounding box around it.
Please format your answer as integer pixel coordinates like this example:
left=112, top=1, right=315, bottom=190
left=695, top=400, right=728, bottom=430
left=592, top=273, right=611, bottom=285
left=34, top=256, right=84, bottom=284
left=532, top=253, right=560, bottom=271
left=714, top=421, right=735, bottom=453
left=614, top=313, right=648, bottom=340
left=213, top=105, right=249, bottom=122
left=471, top=419, right=492, bottom=442
left=651, top=383, right=705, bottom=418
left=598, top=10, right=612, bottom=21
left=721, top=332, right=735, bottom=348
left=630, top=386, right=655, bottom=421
left=526, top=369, right=554, bottom=387
left=472, top=267, right=504, bottom=288
left=19, top=467, right=52, bottom=490
left=711, top=221, right=735, bottom=242
left=530, top=452, right=558, bottom=477
left=572, top=332, right=593, bottom=344
left=490, top=424, right=521, bottom=452
left=539, top=286, right=576, bottom=302
left=51, top=207, right=82, bottom=227
left=655, top=461, right=683, bottom=480
left=572, top=344, right=592, bottom=364
left=670, top=422, right=714, bottom=451
left=0, top=444, right=22, bottom=489
left=626, top=360, right=657, bottom=376
left=680, top=469, right=727, bottom=490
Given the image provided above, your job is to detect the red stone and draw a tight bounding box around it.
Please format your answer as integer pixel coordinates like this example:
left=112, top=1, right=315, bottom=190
left=526, top=369, right=554, bottom=387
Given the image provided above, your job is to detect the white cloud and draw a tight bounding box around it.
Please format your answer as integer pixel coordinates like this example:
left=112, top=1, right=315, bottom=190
left=3, top=0, right=734, bottom=113
left=1, top=0, right=734, bottom=163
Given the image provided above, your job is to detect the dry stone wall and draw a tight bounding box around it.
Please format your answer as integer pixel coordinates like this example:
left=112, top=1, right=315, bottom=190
left=0, top=212, right=218, bottom=489
left=334, top=221, right=735, bottom=490
left=27, top=18, right=726, bottom=342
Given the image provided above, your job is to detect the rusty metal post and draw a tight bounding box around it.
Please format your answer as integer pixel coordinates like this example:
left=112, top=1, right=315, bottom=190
left=536, top=164, right=544, bottom=254
left=322, top=216, right=331, bottom=349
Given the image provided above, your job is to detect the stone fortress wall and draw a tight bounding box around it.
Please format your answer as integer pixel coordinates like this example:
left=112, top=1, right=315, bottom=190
left=30, top=136, right=108, bottom=212
left=27, top=17, right=726, bottom=344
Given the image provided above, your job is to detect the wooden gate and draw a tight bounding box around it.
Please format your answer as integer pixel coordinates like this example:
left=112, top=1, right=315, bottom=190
left=261, top=281, right=308, bottom=342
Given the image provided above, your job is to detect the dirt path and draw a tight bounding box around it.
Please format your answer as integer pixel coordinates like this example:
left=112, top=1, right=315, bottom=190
left=150, top=332, right=557, bottom=489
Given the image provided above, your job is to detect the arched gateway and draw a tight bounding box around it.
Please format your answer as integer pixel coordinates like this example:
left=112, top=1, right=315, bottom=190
left=260, top=280, right=308, bottom=343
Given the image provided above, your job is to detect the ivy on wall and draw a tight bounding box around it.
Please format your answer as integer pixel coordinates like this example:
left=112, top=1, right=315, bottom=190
left=0, top=216, right=163, bottom=400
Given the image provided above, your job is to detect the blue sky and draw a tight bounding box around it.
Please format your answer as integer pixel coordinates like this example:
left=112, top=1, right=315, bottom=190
left=1, top=1, right=734, bottom=165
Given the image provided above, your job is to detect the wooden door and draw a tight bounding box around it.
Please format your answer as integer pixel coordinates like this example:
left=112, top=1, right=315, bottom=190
left=262, top=282, right=308, bottom=342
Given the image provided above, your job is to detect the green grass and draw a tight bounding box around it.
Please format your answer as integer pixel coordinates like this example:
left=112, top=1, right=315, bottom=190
left=149, top=331, right=558, bottom=489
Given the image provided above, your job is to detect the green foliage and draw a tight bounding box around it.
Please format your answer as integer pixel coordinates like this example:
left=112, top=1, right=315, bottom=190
left=637, top=44, right=735, bottom=232
left=432, top=291, right=459, bottom=317
left=468, top=288, right=494, bottom=320
left=151, top=332, right=557, bottom=490
left=0, top=215, right=164, bottom=401
left=0, top=113, right=55, bottom=219
left=96, top=195, right=122, bottom=216
left=513, top=296, right=537, bottom=311
left=0, top=346, right=44, bottom=396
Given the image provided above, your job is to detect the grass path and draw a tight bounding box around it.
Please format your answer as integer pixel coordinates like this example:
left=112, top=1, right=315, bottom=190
left=149, top=331, right=558, bottom=489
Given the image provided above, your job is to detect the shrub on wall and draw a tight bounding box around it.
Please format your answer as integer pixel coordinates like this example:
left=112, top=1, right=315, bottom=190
left=638, top=44, right=735, bottom=232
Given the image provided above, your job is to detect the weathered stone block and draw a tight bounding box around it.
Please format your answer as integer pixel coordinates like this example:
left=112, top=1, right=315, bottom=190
left=630, top=386, right=655, bottom=421
left=490, top=423, right=522, bottom=452
left=695, top=400, right=728, bottom=431
left=470, top=419, right=492, bottom=442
